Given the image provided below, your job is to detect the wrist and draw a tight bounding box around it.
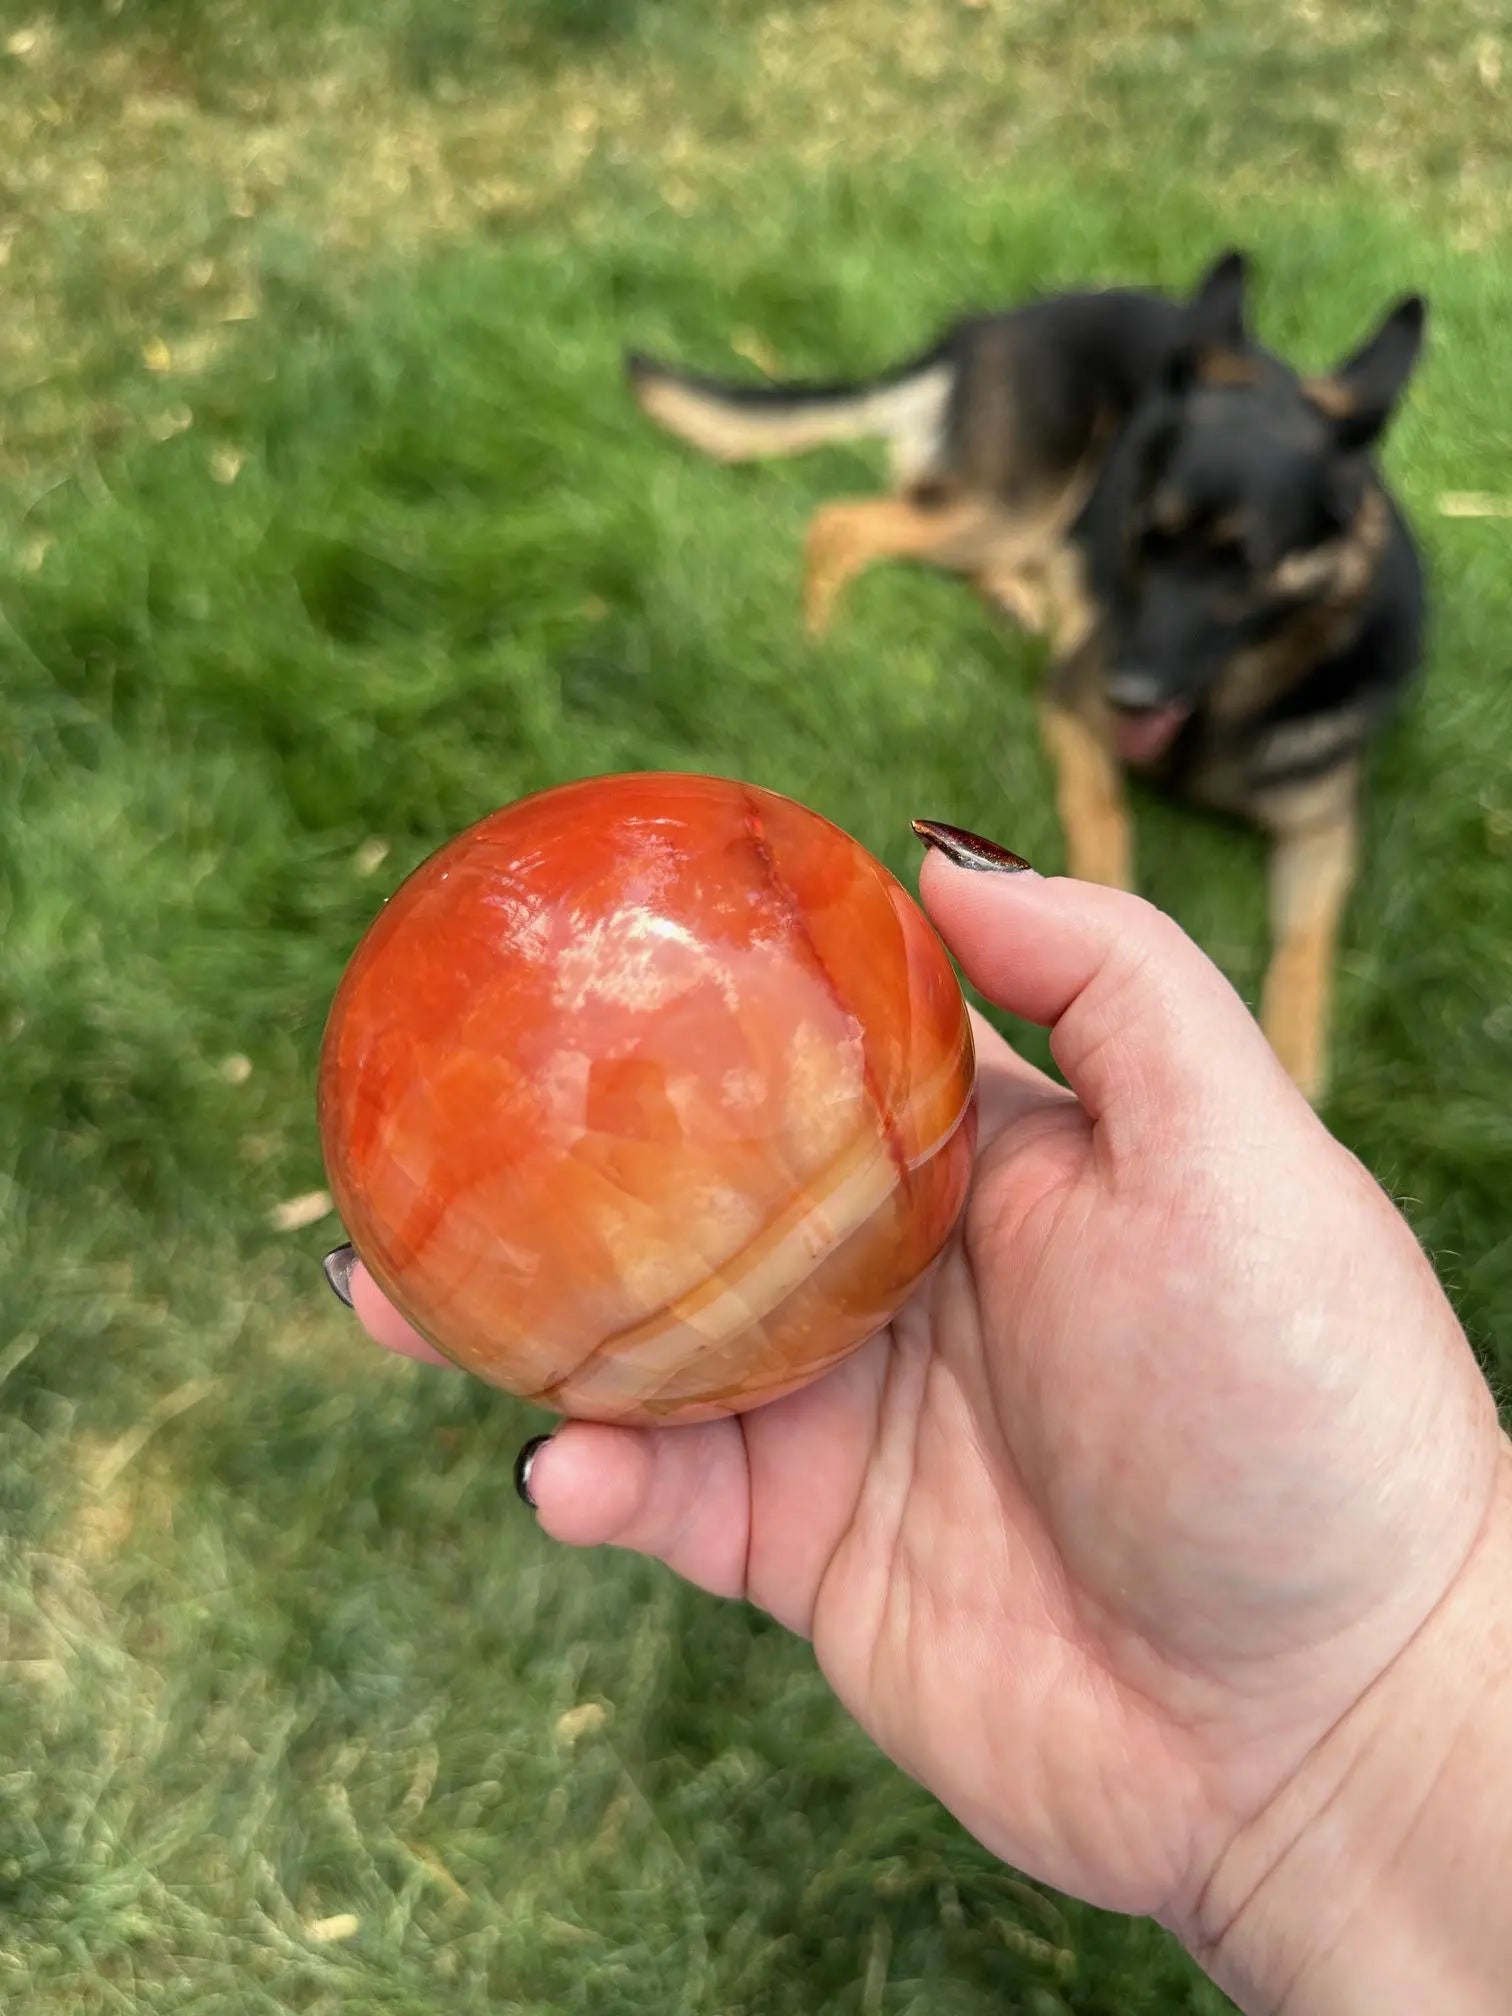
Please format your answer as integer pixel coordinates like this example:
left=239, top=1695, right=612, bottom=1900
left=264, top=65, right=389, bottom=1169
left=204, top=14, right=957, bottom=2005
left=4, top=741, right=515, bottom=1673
left=1190, top=1437, right=1512, bottom=2015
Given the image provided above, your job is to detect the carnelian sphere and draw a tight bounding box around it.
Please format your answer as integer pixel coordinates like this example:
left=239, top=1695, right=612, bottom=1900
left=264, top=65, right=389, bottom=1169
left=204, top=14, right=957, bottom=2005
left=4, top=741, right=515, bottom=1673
left=318, top=773, right=977, bottom=1424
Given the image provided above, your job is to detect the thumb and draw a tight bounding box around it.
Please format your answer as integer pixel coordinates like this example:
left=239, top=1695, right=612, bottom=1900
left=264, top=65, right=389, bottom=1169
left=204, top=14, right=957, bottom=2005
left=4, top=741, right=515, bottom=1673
left=915, top=838, right=1300, bottom=1145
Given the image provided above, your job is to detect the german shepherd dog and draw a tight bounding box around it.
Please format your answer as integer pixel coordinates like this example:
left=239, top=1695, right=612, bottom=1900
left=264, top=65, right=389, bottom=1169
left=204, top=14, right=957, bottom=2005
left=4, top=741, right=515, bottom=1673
left=625, top=252, right=1427, bottom=1102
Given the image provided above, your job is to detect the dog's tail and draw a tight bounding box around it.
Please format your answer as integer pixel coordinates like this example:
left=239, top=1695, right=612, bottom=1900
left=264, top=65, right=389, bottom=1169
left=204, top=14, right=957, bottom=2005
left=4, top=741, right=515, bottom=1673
left=624, top=346, right=954, bottom=470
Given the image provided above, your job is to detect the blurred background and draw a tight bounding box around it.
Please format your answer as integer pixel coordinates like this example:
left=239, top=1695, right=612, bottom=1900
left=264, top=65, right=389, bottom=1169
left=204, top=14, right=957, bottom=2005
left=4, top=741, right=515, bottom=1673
left=2, top=2, right=1510, bottom=2009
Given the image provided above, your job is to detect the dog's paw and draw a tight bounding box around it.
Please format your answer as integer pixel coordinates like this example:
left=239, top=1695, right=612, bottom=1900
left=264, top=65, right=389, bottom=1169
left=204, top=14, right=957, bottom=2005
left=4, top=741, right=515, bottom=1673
left=802, top=579, right=839, bottom=641
left=1276, top=1044, right=1327, bottom=1107
left=1260, top=987, right=1329, bottom=1106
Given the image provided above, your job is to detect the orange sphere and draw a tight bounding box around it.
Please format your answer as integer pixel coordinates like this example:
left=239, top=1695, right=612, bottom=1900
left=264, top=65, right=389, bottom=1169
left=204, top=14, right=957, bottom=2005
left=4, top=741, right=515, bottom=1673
left=318, top=773, right=976, bottom=1423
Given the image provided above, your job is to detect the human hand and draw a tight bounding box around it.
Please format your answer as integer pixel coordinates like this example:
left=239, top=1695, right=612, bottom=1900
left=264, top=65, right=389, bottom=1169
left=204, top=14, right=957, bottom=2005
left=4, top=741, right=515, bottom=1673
left=332, top=832, right=1510, bottom=2006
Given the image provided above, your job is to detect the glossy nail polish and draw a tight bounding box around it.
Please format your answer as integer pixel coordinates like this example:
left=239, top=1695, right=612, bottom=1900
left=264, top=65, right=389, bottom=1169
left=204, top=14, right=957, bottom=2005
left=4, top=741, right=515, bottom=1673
left=911, top=820, right=1033, bottom=874
left=515, top=1434, right=552, bottom=1509
left=323, top=1243, right=358, bottom=1308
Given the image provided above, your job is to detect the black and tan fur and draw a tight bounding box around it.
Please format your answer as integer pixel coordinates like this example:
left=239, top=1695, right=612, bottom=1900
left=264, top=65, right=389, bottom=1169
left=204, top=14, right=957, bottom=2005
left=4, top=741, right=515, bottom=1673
left=626, top=252, right=1427, bottom=1101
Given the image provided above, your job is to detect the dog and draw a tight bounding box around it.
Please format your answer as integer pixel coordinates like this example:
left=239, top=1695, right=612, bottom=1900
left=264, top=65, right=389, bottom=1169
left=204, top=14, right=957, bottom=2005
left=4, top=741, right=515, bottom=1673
left=625, top=251, right=1427, bottom=1103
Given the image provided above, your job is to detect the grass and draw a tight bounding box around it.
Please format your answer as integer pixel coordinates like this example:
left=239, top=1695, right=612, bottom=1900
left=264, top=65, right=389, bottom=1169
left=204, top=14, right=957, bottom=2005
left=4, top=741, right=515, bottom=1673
left=2, top=0, right=1511, bottom=2008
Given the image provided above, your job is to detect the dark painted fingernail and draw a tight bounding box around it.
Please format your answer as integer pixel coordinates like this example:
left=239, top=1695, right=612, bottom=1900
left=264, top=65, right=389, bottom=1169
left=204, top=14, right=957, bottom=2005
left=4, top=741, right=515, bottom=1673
left=515, top=1434, right=553, bottom=1509
left=322, top=1243, right=358, bottom=1308
left=912, top=820, right=1033, bottom=873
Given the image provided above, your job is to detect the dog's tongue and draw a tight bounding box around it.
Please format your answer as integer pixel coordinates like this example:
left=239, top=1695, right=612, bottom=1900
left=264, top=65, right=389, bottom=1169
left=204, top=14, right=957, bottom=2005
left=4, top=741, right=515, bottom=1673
left=1112, top=705, right=1189, bottom=766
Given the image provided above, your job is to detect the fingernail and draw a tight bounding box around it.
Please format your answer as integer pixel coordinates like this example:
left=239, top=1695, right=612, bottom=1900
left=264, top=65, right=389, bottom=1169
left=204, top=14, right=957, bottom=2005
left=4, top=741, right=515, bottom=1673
left=912, top=820, right=1034, bottom=873
left=515, top=1433, right=553, bottom=1509
left=322, top=1243, right=358, bottom=1308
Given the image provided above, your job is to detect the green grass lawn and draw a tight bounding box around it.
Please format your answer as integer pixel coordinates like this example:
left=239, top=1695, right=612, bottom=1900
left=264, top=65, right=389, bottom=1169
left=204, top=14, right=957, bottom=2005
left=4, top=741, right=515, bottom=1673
left=3, top=1, right=1510, bottom=2008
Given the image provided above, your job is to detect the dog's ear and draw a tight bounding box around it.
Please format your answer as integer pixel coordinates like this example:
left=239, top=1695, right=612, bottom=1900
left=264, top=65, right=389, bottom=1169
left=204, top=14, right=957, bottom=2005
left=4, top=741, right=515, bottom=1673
left=1188, top=250, right=1250, bottom=347
left=1164, top=249, right=1251, bottom=393
left=1306, top=295, right=1426, bottom=450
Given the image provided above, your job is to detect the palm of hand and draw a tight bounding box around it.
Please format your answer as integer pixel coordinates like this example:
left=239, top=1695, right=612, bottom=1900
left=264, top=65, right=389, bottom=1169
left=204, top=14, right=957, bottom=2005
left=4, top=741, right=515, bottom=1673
left=737, top=1017, right=1482, bottom=1923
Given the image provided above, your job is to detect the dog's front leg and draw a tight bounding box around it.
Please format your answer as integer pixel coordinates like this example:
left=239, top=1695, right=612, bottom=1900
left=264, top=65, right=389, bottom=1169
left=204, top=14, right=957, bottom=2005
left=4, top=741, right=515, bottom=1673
left=802, top=495, right=987, bottom=638
left=1039, top=701, right=1134, bottom=890
left=1259, top=801, right=1359, bottom=1106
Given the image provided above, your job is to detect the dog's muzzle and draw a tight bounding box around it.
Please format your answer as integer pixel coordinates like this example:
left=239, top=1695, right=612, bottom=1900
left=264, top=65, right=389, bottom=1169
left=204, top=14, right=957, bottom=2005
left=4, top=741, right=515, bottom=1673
left=1105, top=672, right=1191, bottom=765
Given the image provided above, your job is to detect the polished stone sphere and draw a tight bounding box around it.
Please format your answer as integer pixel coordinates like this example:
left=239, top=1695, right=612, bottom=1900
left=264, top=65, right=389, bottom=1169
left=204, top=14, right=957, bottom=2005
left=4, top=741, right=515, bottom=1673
left=319, top=773, right=976, bottom=1423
